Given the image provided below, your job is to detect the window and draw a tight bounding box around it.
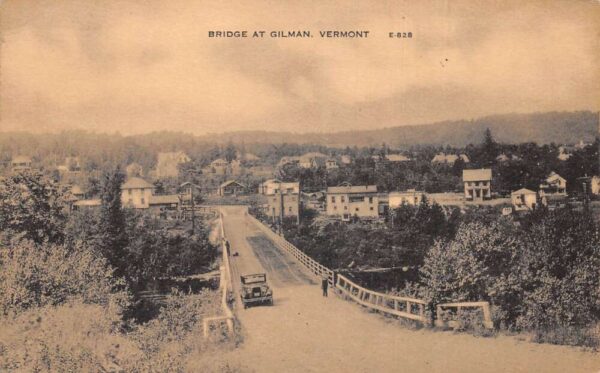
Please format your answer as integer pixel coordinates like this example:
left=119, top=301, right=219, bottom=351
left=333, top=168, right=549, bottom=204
left=288, top=206, right=292, bottom=212
left=355, top=207, right=359, bottom=212
left=333, top=206, right=337, bottom=210
left=349, top=195, right=363, bottom=203
left=369, top=197, right=373, bottom=204
left=141, top=198, right=145, bottom=205
left=331, top=196, right=336, bottom=203
left=341, top=196, right=345, bottom=203
left=344, top=206, right=347, bottom=210
left=370, top=207, right=374, bottom=211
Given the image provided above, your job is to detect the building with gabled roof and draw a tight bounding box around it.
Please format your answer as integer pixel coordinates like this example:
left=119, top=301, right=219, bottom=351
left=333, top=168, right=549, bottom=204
left=218, top=180, right=246, bottom=196
left=432, top=153, right=469, bottom=164
left=155, top=152, right=190, bottom=178
left=385, top=154, right=411, bottom=162
left=326, top=184, right=379, bottom=220
left=463, top=168, right=492, bottom=201
left=11, top=155, right=32, bottom=173
left=539, top=171, right=567, bottom=196
left=511, top=188, right=538, bottom=211
left=121, top=177, right=155, bottom=208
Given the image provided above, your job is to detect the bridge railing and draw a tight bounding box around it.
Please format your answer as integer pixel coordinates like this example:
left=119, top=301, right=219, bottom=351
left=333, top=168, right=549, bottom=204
left=202, top=208, right=235, bottom=339
left=247, top=214, right=335, bottom=287
left=336, top=274, right=427, bottom=322
left=247, top=212, right=493, bottom=329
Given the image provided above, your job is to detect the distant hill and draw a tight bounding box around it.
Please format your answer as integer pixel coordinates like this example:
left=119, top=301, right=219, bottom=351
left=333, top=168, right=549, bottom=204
left=201, top=111, right=599, bottom=147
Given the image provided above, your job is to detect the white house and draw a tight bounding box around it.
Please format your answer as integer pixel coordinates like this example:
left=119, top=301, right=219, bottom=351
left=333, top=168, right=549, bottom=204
left=511, top=188, right=538, bottom=211
left=539, top=172, right=567, bottom=196
left=591, top=176, right=600, bottom=195
left=11, top=155, right=32, bottom=173
left=325, top=159, right=339, bottom=169
left=463, top=169, right=492, bottom=201
left=326, top=185, right=379, bottom=220
left=121, top=177, right=155, bottom=208
left=432, top=153, right=470, bottom=164
left=259, top=179, right=300, bottom=195
left=385, top=154, right=411, bottom=162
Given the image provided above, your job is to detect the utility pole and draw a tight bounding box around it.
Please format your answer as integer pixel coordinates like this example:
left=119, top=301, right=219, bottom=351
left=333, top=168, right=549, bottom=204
left=279, top=189, right=284, bottom=235
left=190, top=183, right=195, bottom=235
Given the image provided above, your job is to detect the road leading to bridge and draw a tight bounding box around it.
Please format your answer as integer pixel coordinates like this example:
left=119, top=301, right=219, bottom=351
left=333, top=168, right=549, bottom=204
left=219, top=206, right=600, bottom=373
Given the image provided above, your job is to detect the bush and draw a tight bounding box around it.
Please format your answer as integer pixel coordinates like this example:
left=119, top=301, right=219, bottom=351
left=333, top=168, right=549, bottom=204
left=0, top=300, right=135, bottom=372
left=0, top=240, right=128, bottom=316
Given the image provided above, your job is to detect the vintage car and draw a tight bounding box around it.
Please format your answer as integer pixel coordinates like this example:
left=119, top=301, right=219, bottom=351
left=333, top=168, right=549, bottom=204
left=240, top=273, right=273, bottom=308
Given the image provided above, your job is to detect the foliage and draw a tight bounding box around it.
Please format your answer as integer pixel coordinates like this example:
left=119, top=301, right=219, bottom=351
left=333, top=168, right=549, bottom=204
left=0, top=290, right=240, bottom=373
left=0, top=239, right=128, bottom=317
left=419, top=206, right=600, bottom=344
left=97, top=167, right=129, bottom=278
left=0, top=172, right=67, bottom=244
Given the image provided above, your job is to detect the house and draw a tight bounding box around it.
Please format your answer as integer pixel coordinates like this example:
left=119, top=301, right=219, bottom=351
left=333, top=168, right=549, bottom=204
left=259, top=179, right=281, bottom=195
left=277, top=156, right=301, bottom=168
left=325, top=159, right=339, bottom=169
left=209, top=158, right=230, bottom=175
left=591, top=176, right=600, bottom=195
left=302, top=191, right=326, bottom=211
left=299, top=152, right=328, bottom=169
left=432, top=153, right=470, bottom=164
left=557, top=146, right=572, bottom=161
left=326, top=185, right=379, bottom=220
left=69, top=185, right=85, bottom=200
left=539, top=172, right=567, bottom=196
left=230, top=159, right=243, bottom=175
left=11, top=155, right=32, bottom=172
left=511, top=188, right=538, bottom=211
left=388, top=189, right=425, bottom=208
left=155, top=152, right=190, bottom=178
left=126, top=162, right=144, bottom=178
left=266, top=186, right=300, bottom=222
left=385, top=154, right=411, bottom=162
left=218, top=180, right=246, bottom=196
left=121, top=177, right=155, bottom=208
left=259, top=179, right=300, bottom=195
left=340, top=155, right=352, bottom=165
left=148, top=194, right=180, bottom=214
left=463, top=169, right=492, bottom=201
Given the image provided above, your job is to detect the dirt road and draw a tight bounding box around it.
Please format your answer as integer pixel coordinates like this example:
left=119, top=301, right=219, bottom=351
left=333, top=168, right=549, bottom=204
left=219, top=206, right=600, bottom=373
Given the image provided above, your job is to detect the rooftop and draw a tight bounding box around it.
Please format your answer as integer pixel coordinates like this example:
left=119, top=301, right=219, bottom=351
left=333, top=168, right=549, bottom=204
left=122, top=177, right=154, bottom=189
left=512, top=188, right=536, bottom=195
left=327, top=185, right=378, bottom=194
left=149, top=194, right=180, bottom=205
left=463, top=168, right=492, bottom=182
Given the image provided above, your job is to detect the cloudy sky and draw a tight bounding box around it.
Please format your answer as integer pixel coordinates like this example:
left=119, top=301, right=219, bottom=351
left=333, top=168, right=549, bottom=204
left=1, top=0, right=598, bottom=134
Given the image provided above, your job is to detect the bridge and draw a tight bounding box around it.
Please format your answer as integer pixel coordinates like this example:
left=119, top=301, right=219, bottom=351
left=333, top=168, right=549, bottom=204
left=212, top=206, right=600, bottom=373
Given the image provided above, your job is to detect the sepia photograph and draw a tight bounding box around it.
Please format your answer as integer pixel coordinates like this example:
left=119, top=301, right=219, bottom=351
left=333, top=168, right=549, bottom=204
left=0, top=0, right=599, bottom=372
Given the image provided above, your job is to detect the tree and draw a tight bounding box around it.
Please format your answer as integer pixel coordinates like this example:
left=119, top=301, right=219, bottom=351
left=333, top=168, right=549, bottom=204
left=480, top=128, right=498, bottom=166
left=224, top=142, right=237, bottom=162
left=97, top=168, right=128, bottom=278
left=0, top=171, right=67, bottom=244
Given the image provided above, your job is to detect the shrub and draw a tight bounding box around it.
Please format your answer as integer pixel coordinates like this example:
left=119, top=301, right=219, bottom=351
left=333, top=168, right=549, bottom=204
left=0, top=240, right=129, bottom=316
left=0, top=300, right=136, bottom=372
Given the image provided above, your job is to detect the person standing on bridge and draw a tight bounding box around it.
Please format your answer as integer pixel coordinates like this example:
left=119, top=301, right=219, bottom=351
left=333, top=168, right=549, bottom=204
left=321, top=276, right=328, bottom=297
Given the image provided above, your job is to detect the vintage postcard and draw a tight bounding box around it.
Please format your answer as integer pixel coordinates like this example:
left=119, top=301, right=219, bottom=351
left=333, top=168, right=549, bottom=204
left=0, top=1, right=599, bottom=372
